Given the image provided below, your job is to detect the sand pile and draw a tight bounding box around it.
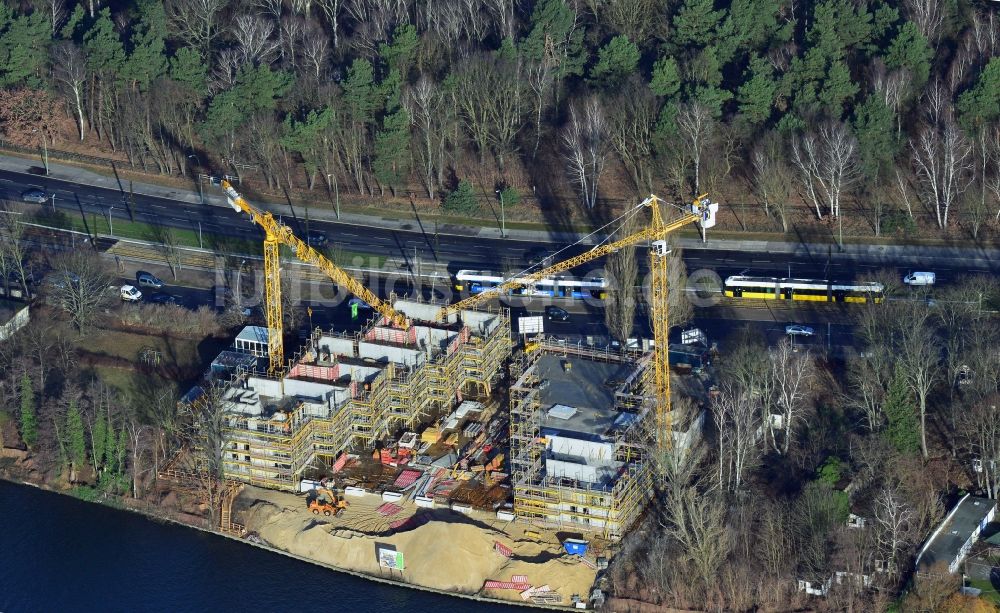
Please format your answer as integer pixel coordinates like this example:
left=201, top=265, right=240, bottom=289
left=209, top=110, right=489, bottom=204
left=241, top=495, right=598, bottom=603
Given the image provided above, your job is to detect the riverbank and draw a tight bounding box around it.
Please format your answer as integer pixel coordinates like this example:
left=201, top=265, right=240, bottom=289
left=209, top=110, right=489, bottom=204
left=236, top=486, right=600, bottom=607
left=0, top=479, right=525, bottom=613
left=0, top=468, right=596, bottom=610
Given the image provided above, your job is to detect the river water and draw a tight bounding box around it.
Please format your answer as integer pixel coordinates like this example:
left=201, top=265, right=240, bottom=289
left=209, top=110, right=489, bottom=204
left=0, top=480, right=517, bottom=613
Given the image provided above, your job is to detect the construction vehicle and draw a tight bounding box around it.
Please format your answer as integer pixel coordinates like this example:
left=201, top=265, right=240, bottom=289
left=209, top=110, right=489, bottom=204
left=217, top=181, right=715, bottom=452
left=306, top=487, right=348, bottom=516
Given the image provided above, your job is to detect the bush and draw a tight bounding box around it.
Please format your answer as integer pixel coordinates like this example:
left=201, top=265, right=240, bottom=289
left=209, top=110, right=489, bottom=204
left=443, top=180, right=478, bottom=214
left=500, top=186, right=520, bottom=206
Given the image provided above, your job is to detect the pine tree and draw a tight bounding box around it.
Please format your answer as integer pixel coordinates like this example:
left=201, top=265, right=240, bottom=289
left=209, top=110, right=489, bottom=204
left=91, top=407, right=108, bottom=473
left=883, top=368, right=920, bottom=455
left=589, top=36, right=640, bottom=89
left=66, top=400, right=87, bottom=474
left=443, top=180, right=478, bottom=213
left=19, top=373, right=37, bottom=449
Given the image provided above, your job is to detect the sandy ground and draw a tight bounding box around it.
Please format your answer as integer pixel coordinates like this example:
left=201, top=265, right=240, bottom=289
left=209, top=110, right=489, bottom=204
left=237, top=487, right=598, bottom=606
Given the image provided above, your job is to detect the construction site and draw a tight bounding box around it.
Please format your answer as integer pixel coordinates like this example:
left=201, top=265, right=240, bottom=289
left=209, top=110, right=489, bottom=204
left=169, top=182, right=718, bottom=607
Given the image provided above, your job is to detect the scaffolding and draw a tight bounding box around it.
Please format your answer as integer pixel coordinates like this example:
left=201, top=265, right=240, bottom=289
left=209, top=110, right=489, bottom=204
left=196, top=305, right=512, bottom=492
left=509, top=339, right=655, bottom=541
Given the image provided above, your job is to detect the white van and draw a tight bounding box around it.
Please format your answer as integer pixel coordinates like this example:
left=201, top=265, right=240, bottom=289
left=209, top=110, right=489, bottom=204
left=903, top=272, right=935, bottom=286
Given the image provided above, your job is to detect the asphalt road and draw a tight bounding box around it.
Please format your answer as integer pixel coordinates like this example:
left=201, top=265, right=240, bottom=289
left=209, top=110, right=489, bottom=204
left=4, top=169, right=991, bottom=288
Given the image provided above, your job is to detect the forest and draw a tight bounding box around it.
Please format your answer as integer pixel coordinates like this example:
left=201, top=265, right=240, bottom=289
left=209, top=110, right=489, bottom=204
left=0, top=0, right=998, bottom=237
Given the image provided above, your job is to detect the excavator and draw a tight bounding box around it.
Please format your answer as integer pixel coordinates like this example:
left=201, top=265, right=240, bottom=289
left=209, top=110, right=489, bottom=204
left=306, top=487, right=349, bottom=517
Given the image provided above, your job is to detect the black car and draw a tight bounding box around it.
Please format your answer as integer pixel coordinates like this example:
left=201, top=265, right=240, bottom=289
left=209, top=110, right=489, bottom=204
left=545, top=306, right=570, bottom=322
left=148, top=292, right=179, bottom=305
left=307, top=231, right=328, bottom=247
left=525, top=247, right=553, bottom=268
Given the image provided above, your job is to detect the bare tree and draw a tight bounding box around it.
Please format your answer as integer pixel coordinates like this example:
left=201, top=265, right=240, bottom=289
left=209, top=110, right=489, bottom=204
left=957, top=397, right=1000, bottom=498
left=911, top=119, right=974, bottom=228
left=315, top=0, right=344, bottom=48
left=662, top=487, right=731, bottom=589
left=604, top=210, right=640, bottom=345
left=404, top=75, right=452, bottom=200
left=298, top=22, right=329, bottom=82
left=605, top=81, right=658, bottom=194
left=179, top=378, right=229, bottom=528
left=752, top=136, right=793, bottom=231
left=873, top=485, right=914, bottom=578
left=768, top=339, right=815, bottom=455
left=905, top=0, right=944, bottom=46
left=713, top=383, right=761, bottom=492
left=675, top=103, right=715, bottom=195
left=51, top=42, right=88, bottom=141
left=0, top=204, right=33, bottom=300
left=44, top=251, right=114, bottom=333
left=791, top=122, right=860, bottom=219
left=451, top=53, right=526, bottom=169
left=233, top=13, right=280, bottom=68
left=43, top=0, right=68, bottom=35
left=872, top=62, right=909, bottom=136
left=898, top=312, right=940, bottom=458
left=561, top=96, right=608, bottom=210
left=166, top=0, right=228, bottom=56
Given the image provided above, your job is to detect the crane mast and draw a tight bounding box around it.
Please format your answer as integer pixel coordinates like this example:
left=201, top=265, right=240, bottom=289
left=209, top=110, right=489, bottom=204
left=221, top=180, right=409, bottom=374
left=441, top=194, right=715, bottom=453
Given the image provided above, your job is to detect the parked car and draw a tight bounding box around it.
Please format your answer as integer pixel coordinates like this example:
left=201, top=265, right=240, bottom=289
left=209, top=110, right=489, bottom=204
left=147, top=292, right=179, bottom=305
left=307, top=231, right=328, bottom=247
left=20, top=189, right=47, bottom=203
left=120, top=285, right=142, bottom=302
left=135, top=271, right=164, bottom=289
left=545, top=305, right=570, bottom=322
left=903, top=271, right=936, bottom=286
left=784, top=324, right=815, bottom=337
left=46, top=271, right=80, bottom=289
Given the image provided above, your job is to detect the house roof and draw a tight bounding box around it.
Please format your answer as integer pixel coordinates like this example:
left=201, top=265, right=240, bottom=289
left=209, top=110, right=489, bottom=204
left=916, top=495, right=997, bottom=570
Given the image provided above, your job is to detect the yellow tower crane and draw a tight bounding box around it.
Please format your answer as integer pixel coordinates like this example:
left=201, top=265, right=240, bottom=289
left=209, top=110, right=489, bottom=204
left=439, top=194, right=716, bottom=452
left=221, top=180, right=408, bottom=374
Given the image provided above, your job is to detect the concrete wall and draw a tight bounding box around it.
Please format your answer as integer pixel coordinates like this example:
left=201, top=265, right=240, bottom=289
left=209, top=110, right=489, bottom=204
left=412, top=325, right=455, bottom=355
left=461, top=310, right=500, bottom=336
left=0, top=303, right=29, bottom=342
left=358, top=341, right=424, bottom=367
left=283, top=378, right=334, bottom=401
left=248, top=376, right=283, bottom=399
left=318, top=336, right=355, bottom=358
left=549, top=435, right=615, bottom=462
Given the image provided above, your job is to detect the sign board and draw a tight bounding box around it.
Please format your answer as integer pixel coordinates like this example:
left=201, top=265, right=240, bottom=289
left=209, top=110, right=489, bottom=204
left=376, top=544, right=405, bottom=570
left=519, top=316, right=544, bottom=335
left=681, top=328, right=707, bottom=346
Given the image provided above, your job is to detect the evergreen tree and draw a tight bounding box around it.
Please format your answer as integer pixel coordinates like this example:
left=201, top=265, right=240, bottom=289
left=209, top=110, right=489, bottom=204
left=443, top=180, right=478, bottom=213
left=650, top=56, right=681, bottom=99
left=884, top=21, right=932, bottom=91
left=169, top=47, right=208, bottom=95
left=958, top=58, right=1000, bottom=131
left=83, top=8, right=125, bottom=76
left=521, top=0, right=587, bottom=81
left=66, top=400, right=87, bottom=473
left=19, top=373, right=37, bottom=450
left=589, top=36, right=639, bottom=89
left=91, top=407, right=108, bottom=472
left=378, top=24, right=418, bottom=78
left=853, top=94, right=897, bottom=179
left=121, top=0, right=168, bottom=90
left=737, top=54, right=777, bottom=124
left=883, top=368, right=920, bottom=455
left=672, top=0, right=725, bottom=49
left=0, top=5, right=51, bottom=87
left=373, top=108, right=411, bottom=194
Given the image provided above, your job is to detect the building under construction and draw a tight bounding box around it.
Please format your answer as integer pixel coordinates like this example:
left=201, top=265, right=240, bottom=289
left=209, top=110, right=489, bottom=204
left=200, top=300, right=511, bottom=491
left=509, top=340, right=705, bottom=542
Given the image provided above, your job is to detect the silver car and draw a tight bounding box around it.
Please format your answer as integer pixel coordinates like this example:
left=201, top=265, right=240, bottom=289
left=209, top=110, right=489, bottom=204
left=785, top=324, right=815, bottom=337
left=21, top=189, right=47, bottom=203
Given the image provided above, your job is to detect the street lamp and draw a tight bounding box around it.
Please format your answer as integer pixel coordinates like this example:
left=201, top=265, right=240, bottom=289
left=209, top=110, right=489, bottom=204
left=107, top=205, right=115, bottom=237
left=495, top=189, right=506, bottom=238
left=50, top=193, right=56, bottom=214
left=327, top=173, right=340, bottom=220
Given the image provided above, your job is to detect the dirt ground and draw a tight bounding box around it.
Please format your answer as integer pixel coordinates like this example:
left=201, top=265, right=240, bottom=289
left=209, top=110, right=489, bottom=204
left=236, top=486, right=599, bottom=606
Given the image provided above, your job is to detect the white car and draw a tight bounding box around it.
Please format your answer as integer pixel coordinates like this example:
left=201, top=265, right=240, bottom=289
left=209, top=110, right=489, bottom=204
left=903, top=271, right=936, bottom=286
left=120, top=285, right=142, bottom=302
left=785, top=324, right=814, bottom=337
